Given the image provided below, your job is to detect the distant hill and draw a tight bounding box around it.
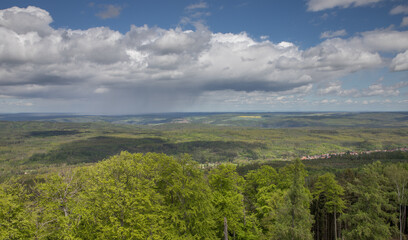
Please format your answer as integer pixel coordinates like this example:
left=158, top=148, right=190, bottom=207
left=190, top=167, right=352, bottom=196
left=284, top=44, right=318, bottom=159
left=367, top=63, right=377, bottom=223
left=1, top=112, right=408, bottom=128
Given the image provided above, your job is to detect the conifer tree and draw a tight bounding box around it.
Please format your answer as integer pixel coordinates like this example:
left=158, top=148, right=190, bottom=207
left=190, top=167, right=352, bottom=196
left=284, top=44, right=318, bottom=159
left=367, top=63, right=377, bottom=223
left=313, top=173, right=346, bottom=240
left=342, top=161, right=396, bottom=240
left=272, top=159, right=313, bottom=240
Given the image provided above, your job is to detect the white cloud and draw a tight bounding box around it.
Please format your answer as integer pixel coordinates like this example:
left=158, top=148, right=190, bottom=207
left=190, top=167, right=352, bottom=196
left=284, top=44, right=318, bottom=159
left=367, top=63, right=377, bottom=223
left=0, top=6, right=52, bottom=36
left=307, top=0, right=383, bottom=12
left=186, top=2, right=208, bottom=10
left=390, top=5, right=408, bottom=15
left=303, top=38, right=382, bottom=73
left=320, top=29, right=347, bottom=39
left=320, top=99, right=337, bottom=104
left=277, top=41, right=294, bottom=48
left=0, top=6, right=407, bottom=113
left=391, top=50, right=408, bottom=71
left=318, top=81, right=408, bottom=97
left=96, top=5, right=122, bottom=19
left=361, top=83, right=401, bottom=97
left=94, top=87, right=109, bottom=94
left=359, top=29, right=408, bottom=52
left=317, top=81, right=359, bottom=96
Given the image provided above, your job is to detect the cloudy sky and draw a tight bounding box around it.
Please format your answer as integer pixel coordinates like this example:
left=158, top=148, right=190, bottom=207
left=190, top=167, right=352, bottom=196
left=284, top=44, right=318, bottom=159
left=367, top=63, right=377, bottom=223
left=0, top=0, right=407, bottom=114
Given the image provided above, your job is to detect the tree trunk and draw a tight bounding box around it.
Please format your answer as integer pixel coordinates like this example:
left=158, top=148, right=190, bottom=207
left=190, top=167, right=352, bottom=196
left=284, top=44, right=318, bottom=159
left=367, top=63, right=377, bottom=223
left=400, top=204, right=402, bottom=240
left=291, top=207, right=295, bottom=240
left=339, top=218, right=342, bottom=240
left=325, top=213, right=328, bottom=240
left=224, top=217, right=228, bottom=240
left=403, top=205, right=407, bottom=235
left=316, top=205, right=320, bottom=240
left=334, top=208, right=337, bottom=240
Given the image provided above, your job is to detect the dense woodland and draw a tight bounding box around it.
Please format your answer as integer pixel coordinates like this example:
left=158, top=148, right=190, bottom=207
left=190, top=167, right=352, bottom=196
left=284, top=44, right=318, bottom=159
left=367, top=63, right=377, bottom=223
left=1, top=151, right=408, bottom=239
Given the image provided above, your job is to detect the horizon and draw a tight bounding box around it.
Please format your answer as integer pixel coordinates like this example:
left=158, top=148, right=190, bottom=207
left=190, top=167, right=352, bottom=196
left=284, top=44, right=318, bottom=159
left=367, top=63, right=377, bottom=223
left=0, top=0, right=407, bottom=113
left=1, top=110, right=408, bottom=116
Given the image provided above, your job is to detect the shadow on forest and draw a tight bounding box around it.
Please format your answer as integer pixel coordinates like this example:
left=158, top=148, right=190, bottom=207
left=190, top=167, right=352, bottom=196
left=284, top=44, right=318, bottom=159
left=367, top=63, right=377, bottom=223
left=27, top=130, right=81, bottom=137
left=28, top=136, right=265, bottom=164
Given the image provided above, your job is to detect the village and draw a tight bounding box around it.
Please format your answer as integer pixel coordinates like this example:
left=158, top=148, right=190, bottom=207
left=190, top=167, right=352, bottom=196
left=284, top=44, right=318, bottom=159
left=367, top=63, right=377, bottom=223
left=301, top=147, right=408, bottom=160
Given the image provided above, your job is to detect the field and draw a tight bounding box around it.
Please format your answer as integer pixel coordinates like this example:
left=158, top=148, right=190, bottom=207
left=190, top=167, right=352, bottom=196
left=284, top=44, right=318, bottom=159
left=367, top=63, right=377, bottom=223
left=1, top=112, right=408, bottom=181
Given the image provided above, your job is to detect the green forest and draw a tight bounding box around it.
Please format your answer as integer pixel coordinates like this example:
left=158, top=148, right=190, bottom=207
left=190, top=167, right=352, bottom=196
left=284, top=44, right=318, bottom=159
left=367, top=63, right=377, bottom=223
left=1, top=112, right=408, bottom=239
left=2, top=152, right=408, bottom=239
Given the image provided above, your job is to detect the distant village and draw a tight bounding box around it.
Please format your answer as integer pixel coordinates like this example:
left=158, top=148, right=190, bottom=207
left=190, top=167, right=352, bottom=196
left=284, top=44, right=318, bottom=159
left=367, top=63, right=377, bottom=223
left=301, top=147, right=408, bottom=160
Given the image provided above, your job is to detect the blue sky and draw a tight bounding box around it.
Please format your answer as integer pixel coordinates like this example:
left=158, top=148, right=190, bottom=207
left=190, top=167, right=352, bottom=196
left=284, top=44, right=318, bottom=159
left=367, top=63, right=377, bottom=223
left=0, top=0, right=407, bottom=113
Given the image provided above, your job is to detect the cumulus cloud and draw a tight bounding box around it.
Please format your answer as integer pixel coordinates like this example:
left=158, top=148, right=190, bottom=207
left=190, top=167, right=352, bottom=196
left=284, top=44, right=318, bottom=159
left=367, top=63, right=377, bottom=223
left=318, top=81, right=408, bottom=97
left=0, top=6, right=407, bottom=113
left=390, top=5, right=408, bottom=15
left=96, top=5, right=122, bottom=19
left=186, top=2, right=208, bottom=10
left=317, top=82, right=359, bottom=96
left=391, top=50, right=408, bottom=71
left=307, top=0, right=383, bottom=11
left=358, top=29, right=408, bottom=52
left=361, top=83, right=405, bottom=97
left=320, top=29, right=347, bottom=39
left=0, top=6, right=52, bottom=36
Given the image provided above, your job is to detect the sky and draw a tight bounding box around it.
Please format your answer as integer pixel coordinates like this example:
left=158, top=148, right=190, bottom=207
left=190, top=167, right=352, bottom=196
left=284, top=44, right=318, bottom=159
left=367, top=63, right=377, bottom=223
left=0, top=0, right=407, bottom=114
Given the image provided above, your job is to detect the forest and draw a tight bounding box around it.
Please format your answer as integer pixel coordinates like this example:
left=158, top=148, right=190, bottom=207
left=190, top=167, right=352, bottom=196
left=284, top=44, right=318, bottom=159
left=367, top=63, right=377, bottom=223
left=1, top=152, right=408, bottom=239
left=1, top=112, right=408, bottom=239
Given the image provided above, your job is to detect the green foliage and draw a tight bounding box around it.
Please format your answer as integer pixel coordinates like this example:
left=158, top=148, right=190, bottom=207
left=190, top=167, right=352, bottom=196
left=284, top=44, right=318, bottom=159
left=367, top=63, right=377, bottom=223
left=384, top=163, right=408, bottom=240
left=313, top=173, right=346, bottom=215
left=341, top=162, right=397, bottom=240
left=82, top=152, right=168, bottom=239
left=2, top=152, right=408, bottom=239
left=312, top=173, right=346, bottom=240
left=209, top=164, right=258, bottom=239
left=244, top=165, right=279, bottom=213
left=271, top=160, right=313, bottom=240
left=0, top=181, right=34, bottom=239
left=32, top=168, right=86, bottom=239
left=153, top=154, right=217, bottom=238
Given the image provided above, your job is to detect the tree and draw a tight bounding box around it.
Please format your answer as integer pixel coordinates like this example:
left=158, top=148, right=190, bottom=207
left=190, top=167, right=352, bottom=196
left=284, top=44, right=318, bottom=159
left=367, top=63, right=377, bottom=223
left=154, top=153, right=217, bottom=238
left=385, top=163, right=408, bottom=240
left=32, top=168, right=86, bottom=239
left=82, top=152, right=168, bottom=239
left=272, top=159, right=313, bottom=240
left=80, top=151, right=218, bottom=239
left=341, top=161, right=396, bottom=240
left=209, top=164, right=256, bottom=239
left=0, top=180, right=34, bottom=239
left=244, top=165, right=281, bottom=238
left=313, top=173, right=346, bottom=240
left=245, top=165, right=279, bottom=213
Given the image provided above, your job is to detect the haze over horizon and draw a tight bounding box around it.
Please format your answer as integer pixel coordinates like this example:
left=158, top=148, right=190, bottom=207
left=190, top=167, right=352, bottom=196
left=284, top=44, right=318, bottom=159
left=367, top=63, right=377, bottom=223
left=0, top=0, right=407, bottom=114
